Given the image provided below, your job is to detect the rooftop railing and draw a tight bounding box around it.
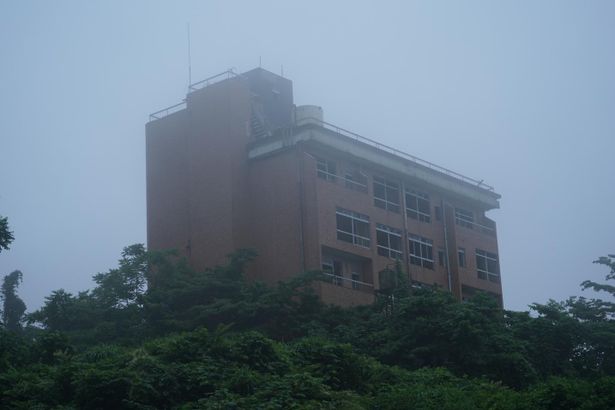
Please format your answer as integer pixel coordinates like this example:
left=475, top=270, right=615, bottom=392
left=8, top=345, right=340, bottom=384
left=149, top=69, right=494, bottom=193
left=301, top=117, right=495, bottom=192
left=149, top=101, right=186, bottom=121
left=188, top=68, right=241, bottom=92
left=149, top=69, right=241, bottom=121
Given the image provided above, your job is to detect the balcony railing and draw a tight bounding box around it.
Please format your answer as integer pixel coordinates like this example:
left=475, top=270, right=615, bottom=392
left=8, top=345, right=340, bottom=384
left=455, top=217, right=497, bottom=236
left=320, top=272, right=374, bottom=292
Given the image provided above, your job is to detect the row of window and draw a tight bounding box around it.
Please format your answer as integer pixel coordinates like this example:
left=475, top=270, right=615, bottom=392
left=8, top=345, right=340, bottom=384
left=335, top=207, right=500, bottom=282
left=317, top=157, right=492, bottom=234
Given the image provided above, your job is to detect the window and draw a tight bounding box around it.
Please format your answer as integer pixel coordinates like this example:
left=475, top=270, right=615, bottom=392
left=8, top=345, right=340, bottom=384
left=458, top=248, right=466, bottom=268
left=336, top=208, right=370, bottom=248
left=438, top=248, right=446, bottom=267
left=322, top=259, right=343, bottom=286
left=351, top=272, right=360, bottom=289
left=455, top=208, right=474, bottom=229
left=405, top=189, right=431, bottom=222
left=376, top=224, right=403, bottom=259
left=435, top=206, right=442, bottom=221
left=316, top=157, right=336, bottom=181
left=478, top=217, right=496, bottom=235
left=408, top=234, right=434, bottom=269
left=344, top=167, right=368, bottom=193
left=373, top=176, right=400, bottom=212
left=476, top=249, right=499, bottom=283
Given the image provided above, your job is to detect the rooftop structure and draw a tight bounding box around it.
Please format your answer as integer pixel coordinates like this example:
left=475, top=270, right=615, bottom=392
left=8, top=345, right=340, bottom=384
left=146, top=68, right=503, bottom=306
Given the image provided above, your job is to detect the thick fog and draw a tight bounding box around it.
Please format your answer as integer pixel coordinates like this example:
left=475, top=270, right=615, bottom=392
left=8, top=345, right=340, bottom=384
left=1, top=1, right=614, bottom=311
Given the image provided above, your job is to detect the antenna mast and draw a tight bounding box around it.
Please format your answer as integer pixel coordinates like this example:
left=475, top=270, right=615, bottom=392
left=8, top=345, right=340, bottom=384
left=187, top=23, right=192, bottom=90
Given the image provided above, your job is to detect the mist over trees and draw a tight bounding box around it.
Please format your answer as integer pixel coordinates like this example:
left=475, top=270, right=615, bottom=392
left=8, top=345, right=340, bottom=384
left=0, top=237, right=614, bottom=408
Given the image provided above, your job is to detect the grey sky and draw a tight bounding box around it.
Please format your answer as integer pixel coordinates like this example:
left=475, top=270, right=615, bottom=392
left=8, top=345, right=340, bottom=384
left=1, top=1, right=613, bottom=311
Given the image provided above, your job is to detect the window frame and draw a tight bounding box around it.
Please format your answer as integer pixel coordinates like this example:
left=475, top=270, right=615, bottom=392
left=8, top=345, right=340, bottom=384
left=376, top=223, right=403, bottom=260
left=405, top=189, right=431, bottom=223
left=438, top=247, right=446, bottom=267
left=316, top=157, right=337, bottom=181
left=434, top=206, right=442, bottom=221
left=458, top=247, right=466, bottom=268
left=475, top=249, right=500, bottom=283
left=373, top=176, right=400, bottom=213
left=455, top=207, right=475, bottom=229
left=336, top=208, right=371, bottom=248
left=322, top=259, right=343, bottom=286
left=344, top=167, right=368, bottom=193
left=351, top=272, right=360, bottom=289
left=408, top=233, right=434, bottom=270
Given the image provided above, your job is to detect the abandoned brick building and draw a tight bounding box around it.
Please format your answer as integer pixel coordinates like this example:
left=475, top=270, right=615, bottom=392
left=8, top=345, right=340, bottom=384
left=146, top=68, right=502, bottom=307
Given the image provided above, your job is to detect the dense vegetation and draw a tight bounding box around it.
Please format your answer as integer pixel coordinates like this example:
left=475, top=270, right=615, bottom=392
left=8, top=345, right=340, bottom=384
left=1, top=220, right=614, bottom=408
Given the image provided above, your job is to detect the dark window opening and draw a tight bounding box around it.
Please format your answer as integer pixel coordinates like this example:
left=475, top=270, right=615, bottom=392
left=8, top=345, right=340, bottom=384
left=373, top=176, right=400, bottom=213
left=408, top=234, right=434, bottom=270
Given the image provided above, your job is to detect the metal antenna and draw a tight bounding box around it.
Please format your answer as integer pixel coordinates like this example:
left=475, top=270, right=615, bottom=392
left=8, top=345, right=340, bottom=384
left=187, top=23, right=192, bottom=90
left=281, top=64, right=284, bottom=77
left=259, top=56, right=262, bottom=67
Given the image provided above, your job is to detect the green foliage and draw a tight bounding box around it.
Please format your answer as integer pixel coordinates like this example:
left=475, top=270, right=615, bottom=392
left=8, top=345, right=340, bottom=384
left=0, top=327, right=30, bottom=371
left=3, top=247, right=615, bottom=408
left=0, top=215, right=14, bottom=254
left=578, top=254, right=615, bottom=320
left=91, top=244, right=148, bottom=309
left=1, top=270, right=27, bottom=332
left=292, top=337, right=376, bottom=392
left=31, top=331, right=74, bottom=365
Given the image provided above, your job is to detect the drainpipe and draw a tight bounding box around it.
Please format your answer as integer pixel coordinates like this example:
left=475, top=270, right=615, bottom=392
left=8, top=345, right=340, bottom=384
left=401, top=182, right=412, bottom=285
left=442, top=199, right=453, bottom=292
left=297, top=146, right=306, bottom=272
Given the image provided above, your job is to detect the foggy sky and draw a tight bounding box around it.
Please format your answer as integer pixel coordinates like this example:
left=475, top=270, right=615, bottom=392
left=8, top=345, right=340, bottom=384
left=1, top=1, right=614, bottom=312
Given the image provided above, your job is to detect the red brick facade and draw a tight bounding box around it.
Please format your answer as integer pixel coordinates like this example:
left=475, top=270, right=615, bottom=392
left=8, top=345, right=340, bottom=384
left=146, top=68, right=503, bottom=307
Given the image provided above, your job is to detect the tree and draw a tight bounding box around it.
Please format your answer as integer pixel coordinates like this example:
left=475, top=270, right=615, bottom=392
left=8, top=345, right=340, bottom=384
left=91, top=244, right=148, bottom=309
left=577, top=254, right=615, bottom=320
left=1, top=270, right=27, bottom=332
left=0, top=216, right=14, bottom=253
left=28, top=289, right=85, bottom=332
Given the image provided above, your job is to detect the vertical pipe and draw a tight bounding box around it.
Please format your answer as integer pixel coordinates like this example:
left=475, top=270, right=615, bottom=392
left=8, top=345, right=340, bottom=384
left=187, top=23, right=192, bottom=90
left=297, top=146, right=306, bottom=272
left=401, top=181, right=412, bottom=284
left=442, top=199, right=453, bottom=292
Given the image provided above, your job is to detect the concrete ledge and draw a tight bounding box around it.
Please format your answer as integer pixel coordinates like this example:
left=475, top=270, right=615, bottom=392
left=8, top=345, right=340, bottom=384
left=248, top=126, right=500, bottom=209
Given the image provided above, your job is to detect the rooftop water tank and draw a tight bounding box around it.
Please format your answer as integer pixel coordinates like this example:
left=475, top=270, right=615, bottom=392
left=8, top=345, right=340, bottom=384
left=295, top=105, right=324, bottom=126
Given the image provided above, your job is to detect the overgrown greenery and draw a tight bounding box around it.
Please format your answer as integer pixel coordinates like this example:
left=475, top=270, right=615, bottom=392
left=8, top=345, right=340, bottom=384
left=1, top=247, right=614, bottom=409
left=0, top=215, right=14, bottom=253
